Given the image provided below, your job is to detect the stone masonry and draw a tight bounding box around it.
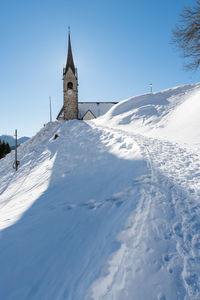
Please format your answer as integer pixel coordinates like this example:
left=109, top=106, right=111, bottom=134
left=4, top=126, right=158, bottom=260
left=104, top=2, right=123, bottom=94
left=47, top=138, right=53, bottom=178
left=63, top=67, right=78, bottom=120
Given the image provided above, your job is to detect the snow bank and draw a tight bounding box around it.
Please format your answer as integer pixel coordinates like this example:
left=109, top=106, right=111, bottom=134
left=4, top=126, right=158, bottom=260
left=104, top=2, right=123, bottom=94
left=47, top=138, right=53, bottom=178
left=95, top=82, right=200, bottom=145
left=0, top=121, right=145, bottom=300
left=0, top=82, right=200, bottom=300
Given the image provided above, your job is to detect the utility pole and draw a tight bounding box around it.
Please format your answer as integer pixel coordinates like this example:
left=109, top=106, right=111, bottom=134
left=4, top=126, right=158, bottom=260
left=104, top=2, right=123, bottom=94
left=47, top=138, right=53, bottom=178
left=149, top=83, right=153, bottom=93
left=13, top=129, right=20, bottom=171
left=49, top=96, right=52, bottom=122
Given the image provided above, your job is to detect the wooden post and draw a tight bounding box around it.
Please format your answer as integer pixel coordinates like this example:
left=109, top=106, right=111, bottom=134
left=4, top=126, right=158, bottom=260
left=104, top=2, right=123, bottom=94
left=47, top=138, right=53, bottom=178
left=13, top=129, right=20, bottom=171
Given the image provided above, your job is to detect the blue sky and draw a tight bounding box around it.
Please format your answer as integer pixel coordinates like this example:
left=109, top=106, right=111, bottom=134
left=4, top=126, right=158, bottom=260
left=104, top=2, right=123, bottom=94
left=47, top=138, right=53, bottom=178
left=0, top=0, right=199, bottom=137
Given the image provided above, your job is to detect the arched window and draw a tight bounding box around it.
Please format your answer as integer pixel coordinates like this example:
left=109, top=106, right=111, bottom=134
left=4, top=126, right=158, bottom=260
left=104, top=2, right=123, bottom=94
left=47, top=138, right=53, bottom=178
left=67, top=82, right=73, bottom=89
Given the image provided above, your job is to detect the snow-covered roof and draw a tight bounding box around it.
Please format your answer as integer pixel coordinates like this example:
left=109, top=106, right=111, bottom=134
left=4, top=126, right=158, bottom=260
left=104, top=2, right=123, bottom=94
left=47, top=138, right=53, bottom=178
left=78, top=102, right=117, bottom=119
left=57, top=102, right=118, bottom=120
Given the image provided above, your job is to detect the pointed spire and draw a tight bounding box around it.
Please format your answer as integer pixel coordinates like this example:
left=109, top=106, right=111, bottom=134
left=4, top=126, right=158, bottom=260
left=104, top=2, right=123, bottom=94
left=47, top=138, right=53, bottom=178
left=64, top=27, right=75, bottom=75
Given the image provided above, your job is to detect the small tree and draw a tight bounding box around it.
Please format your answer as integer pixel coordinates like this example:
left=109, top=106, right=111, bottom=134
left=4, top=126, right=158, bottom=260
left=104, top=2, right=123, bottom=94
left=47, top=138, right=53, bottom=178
left=172, top=0, right=200, bottom=70
left=0, top=140, right=11, bottom=159
left=1, top=141, right=6, bottom=158
left=5, top=142, right=11, bottom=155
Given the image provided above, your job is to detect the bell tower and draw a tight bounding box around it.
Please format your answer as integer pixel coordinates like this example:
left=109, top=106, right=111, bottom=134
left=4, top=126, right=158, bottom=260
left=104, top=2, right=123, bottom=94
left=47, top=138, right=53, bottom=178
left=63, top=28, right=78, bottom=120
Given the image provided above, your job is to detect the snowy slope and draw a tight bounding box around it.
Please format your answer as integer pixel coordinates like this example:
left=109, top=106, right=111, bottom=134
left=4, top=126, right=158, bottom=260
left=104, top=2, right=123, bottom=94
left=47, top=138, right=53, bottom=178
left=0, top=83, right=200, bottom=299
left=96, top=82, right=200, bottom=146
left=0, top=121, right=146, bottom=300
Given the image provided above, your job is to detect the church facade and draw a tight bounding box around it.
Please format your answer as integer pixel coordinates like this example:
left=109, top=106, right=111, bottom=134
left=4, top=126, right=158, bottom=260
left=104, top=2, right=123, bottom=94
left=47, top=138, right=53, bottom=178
left=57, top=31, right=118, bottom=121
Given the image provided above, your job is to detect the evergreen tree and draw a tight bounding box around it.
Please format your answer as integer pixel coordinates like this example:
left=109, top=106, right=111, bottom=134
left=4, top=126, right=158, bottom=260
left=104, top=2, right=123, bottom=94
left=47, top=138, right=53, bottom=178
left=1, top=141, right=6, bottom=158
left=0, top=140, right=11, bottom=159
left=5, top=142, right=11, bottom=155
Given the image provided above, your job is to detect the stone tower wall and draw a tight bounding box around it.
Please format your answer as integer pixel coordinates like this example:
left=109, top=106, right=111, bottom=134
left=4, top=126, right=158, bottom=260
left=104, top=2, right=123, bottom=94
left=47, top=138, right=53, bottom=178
left=63, top=68, right=78, bottom=120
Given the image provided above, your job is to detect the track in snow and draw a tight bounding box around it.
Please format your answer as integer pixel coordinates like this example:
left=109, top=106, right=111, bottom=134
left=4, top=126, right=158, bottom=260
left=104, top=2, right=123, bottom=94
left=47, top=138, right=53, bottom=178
left=86, top=123, right=200, bottom=300
left=0, top=120, right=200, bottom=300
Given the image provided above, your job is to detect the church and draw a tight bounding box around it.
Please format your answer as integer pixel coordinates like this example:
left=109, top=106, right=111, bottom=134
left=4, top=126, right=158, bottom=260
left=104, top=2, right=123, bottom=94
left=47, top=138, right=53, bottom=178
left=57, top=30, right=118, bottom=121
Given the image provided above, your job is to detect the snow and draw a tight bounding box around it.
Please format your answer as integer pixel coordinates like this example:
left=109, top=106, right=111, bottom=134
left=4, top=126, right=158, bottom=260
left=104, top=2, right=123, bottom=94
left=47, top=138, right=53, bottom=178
left=58, top=102, right=117, bottom=119
left=78, top=102, right=117, bottom=119
left=96, top=82, right=200, bottom=146
left=0, top=82, right=200, bottom=299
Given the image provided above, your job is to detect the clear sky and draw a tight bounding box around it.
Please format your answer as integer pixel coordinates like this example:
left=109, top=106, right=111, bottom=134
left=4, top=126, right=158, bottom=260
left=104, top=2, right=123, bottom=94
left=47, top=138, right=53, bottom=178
left=0, top=0, right=199, bottom=137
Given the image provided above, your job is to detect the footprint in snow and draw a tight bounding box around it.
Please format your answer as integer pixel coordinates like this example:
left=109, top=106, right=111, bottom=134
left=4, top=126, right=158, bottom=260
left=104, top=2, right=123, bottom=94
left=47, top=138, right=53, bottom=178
left=162, top=253, right=174, bottom=274
left=173, top=222, right=183, bottom=238
left=115, top=137, right=123, bottom=143
left=106, top=190, right=131, bottom=207
left=58, top=202, right=76, bottom=211
left=163, top=253, right=172, bottom=262
left=80, top=200, right=102, bottom=210
left=119, top=143, right=127, bottom=149
left=63, top=204, right=76, bottom=211
left=132, top=175, right=151, bottom=185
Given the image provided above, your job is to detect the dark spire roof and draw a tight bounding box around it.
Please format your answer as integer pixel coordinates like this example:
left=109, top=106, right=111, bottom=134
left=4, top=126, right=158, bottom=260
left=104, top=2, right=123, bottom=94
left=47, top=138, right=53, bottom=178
left=64, top=29, right=75, bottom=75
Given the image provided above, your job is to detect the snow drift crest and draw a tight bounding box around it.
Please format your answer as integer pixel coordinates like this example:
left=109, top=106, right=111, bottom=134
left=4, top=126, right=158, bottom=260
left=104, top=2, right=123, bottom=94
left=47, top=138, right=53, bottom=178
left=95, top=82, right=200, bottom=145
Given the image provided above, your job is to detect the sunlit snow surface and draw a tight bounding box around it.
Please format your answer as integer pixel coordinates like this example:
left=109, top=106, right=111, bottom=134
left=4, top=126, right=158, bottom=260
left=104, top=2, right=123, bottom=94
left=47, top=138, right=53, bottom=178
left=96, top=82, right=200, bottom=146
left=1, top=83, right=200, bottom=299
